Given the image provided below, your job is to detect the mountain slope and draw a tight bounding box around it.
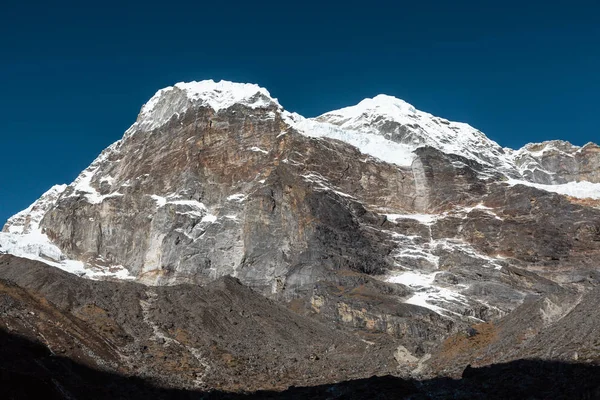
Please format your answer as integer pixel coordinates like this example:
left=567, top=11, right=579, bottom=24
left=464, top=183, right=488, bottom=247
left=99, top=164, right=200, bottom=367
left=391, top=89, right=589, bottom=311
left=0, top=254, right=396, bottom=392
left=2, top=255, right=600, bottom=399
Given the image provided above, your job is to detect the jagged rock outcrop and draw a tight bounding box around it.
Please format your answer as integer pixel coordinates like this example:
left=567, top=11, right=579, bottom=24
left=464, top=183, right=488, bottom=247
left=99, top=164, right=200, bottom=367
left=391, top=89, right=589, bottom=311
left=512, top=140, right=600, bottom=184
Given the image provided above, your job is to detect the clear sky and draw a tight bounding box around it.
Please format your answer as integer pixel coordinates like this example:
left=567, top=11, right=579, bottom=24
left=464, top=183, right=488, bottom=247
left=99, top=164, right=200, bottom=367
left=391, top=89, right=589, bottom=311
left=1, top=0, right=599, bottom=224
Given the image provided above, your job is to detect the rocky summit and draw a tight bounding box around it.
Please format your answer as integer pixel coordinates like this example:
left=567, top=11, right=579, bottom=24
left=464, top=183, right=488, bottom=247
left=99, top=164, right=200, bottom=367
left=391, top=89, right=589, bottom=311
left=2, top=79, right=600, bottom=398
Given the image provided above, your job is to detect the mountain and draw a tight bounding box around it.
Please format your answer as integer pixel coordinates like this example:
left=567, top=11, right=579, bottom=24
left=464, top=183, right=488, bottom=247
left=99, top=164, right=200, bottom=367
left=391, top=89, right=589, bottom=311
left=2, top=79, right=600, bottom=395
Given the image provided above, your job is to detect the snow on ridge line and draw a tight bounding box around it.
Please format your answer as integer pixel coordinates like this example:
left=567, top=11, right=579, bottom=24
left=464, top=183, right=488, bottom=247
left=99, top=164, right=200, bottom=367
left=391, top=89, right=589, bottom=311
left=174, top=80, right=278, bottom=112
left=12, top=80, right=600, bottom=237
left=138, top=80, right=280, bottom=122
left=506, top=179, right=600, bottom=200
left=283, top=111, right=417, bottom=167
left=3, top=184, right=68, bottom=234
left=312, top=93, right=520, bottom=173
left=132, top=79, right=597, bottom=172
left=135, top=80, right=475, bottom=172
left=129, top=79, right=597, bottom=184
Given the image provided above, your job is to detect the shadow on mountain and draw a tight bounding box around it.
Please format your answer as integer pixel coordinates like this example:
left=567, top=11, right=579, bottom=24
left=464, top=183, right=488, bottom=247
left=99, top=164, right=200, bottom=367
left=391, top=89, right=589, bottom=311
left=2, top=328, right=600, bottom=400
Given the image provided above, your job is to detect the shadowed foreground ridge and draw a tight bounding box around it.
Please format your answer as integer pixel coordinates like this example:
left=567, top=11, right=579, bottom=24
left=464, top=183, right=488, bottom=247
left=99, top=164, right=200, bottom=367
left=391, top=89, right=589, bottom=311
left=2, top=328, right=600, bottom=400
left=1, top=255, right=600, bottom=400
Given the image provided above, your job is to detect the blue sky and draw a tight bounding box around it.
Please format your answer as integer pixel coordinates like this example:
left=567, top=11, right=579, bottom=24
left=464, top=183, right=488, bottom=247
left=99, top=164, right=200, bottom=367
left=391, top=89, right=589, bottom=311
left=1, top=0, right=599, bottom=224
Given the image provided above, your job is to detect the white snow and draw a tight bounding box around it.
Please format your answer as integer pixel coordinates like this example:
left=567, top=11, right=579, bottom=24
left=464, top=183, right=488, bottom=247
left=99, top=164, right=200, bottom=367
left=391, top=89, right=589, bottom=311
left=293, top=94, right=515, bottom=172
left=135, top=80, right=280, bottom=131
left=451, top=203, right=504, bottom=221
left=227, top=193, right=248, bottom=202
left=172, top=80, right=277, bottom=113
left=126, top=79, right=597, bottom=201
left=5, top=79, right=600, bottom=288
left=387, top=270, right=471, bottom=316
left=2, top=181, right=135, bottom=280
left=249, top=146, right=269, bottom=154
left=100, top=176, right=115, bottom=185
left=284, top=112, right=417, bottom=167
left=506, top=179, right=600, bottom=200
left=300, top=172, right=357, bottom=199
left=513, top=140, right=580, bottom=159
left=150, top=195, right=167, bottom=207
left=377, top=210, right=508, bottom=317
left=200, top=214, right=218, bottom=223
left=0, top=230, right=63, bottom=263
left=150, top=195, right=208, bottom=210
left=387, top=270, right=434, bottom=287
left=385, top=213, right=438, bottom=225
left=168, top=199, right=207, bottom=209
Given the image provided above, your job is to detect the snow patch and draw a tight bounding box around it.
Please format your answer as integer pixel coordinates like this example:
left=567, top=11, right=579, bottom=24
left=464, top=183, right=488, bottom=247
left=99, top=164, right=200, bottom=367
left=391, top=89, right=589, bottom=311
left=0, top=231, right=135, bottom=280
left=385, top=213, right=438, bottom=225
left=150, top=195, right=167, bottom=207
left=150, top=195, right=208, bottom=210
left=388, top=270, right=470, bottom=316
left=227, top=193, right=247, bottom=202
left=506, top=179, right=600, bottom=200
left=201, top=214, right=218, bottom=223
left=100, top=176, right=115, bottom=185
left=249, top=146, right=269, bottom=154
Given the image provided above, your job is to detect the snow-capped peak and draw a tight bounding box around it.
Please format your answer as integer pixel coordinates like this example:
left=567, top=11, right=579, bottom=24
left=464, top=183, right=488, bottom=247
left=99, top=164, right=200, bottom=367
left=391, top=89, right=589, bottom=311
left=135, top=80, right=280, bottom=131
left=293, top=94, right=516, bottom=174
left=176, top=80, right=278, bottom=111
left=322, top=94, right=418, bottom=123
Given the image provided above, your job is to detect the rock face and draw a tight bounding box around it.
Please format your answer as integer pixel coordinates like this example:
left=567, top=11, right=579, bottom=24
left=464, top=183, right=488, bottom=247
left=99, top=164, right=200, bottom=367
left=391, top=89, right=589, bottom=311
left=3, top=79, right=600, bottom=389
